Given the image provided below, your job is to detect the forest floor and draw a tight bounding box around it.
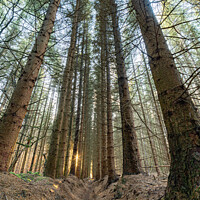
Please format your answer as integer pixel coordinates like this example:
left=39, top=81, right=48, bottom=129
left=0, top=172, right=167, bottom=200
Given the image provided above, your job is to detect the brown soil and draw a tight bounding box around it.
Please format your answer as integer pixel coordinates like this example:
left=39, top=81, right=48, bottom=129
left=0, top=172, right=167, bottom=200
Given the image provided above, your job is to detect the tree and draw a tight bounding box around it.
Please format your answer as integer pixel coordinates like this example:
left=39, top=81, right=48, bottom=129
left=64, top=47, right=79, bottom=176
left=109, top=0, right=141, bottom=175
left=99, top=0, right=108, bottom=178
left=76, top=32, right=88, bottom=178
left=70, top=29, right=85, bottom=175
left=94, top=65, right=102, bottom=179
left=44, top=0, right=80, bottom=178
left=131, top=0, right=200, bottom=198
left=106, top=32, right=117, bottom=183
left=0, top=0, right=61, bottom=172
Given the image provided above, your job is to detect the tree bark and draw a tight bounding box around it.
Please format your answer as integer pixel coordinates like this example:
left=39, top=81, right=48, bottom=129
left=9, top=81, right=39, bottom=172
left=9, top=114, right=28, bottom=172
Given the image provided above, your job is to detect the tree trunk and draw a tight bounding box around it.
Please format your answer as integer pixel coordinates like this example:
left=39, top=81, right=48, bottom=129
left=9, top=115, right=28, bottom=172
left=106, top=41, right=117, bottom=183
left=0, top=78, right=10, bottom=113
left=95, top=68, right=101, bottom=180
left=44, top=0, right=80, bottom=178
left=64, top=48, right=79, bottom=176
left=9, top=81, right=39, bottom=172
left=131, top=0, right=200, bottom=198
left=110, top=0, right=141, bottom=175
left=99, top=10, right=118, bottom=182
left=81, top=58, right=91, bottom=179
left=56, top=57, right=75, bottom=178
left=100, top=1, right=108, bottom=178
left=70, top=32, right=85, bottom=175
left=76, top=32, right=88, bottom=178
left=0, top=0, right=60, bottom=172
left=91, top=112, right=97, bottom=179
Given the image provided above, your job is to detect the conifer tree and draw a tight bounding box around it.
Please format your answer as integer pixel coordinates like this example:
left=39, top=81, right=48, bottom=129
left=131, top=0, right=200, bottom=198
left=109, top=0, right=141, bottom=175
left=44, top=0, right=81, bottom=178
left=0, top=0, right=61, bottom=172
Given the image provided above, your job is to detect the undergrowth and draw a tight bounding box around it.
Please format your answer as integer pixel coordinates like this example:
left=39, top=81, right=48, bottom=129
left=9, top=171, right=45, bottom=182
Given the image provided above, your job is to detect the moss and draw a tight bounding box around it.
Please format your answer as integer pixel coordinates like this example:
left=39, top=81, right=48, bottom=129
left=121, top=177, right=126, bottom=184
left=113, top=185, right=122, bottom=199
left=9, top=171, right=43, bottom=182
left=191, top=186, right=200, bottom=200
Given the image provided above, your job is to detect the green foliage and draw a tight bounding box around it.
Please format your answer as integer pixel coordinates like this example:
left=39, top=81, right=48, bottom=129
left=191, top=186, right=200, bottom=200
left=16, top=142, right=31, bottom=148
left=9, top=171, right=43, bottom=182
left=121, top=177, right=126, bottom=184
left=113, top=185, right=122, bottom=199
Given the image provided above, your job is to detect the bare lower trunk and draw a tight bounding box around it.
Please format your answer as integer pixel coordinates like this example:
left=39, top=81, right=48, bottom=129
left=81, top=63, right=90, bottom=179
left=44, top=0, right=80, bottom=178
left=99, top=10, right=117, bottom=182
left=9, top=82, right=39, bottom=172
left=76, top=34, right=88, bottom=178
left=99, top=3, right=108, bottom=177
left=64, top=51, right=79, bottom=176
left=131, top=0, right=200, bottom=198
left=0, top=0, right=60, bottom=172
left=95, top=69, right=101, bottom=180
left=9, top=114, right=28, bottom=172
left=70, top=32, right=85, bottom=175
left=56, top=62, right=75, bottom=178
left=106, top=48, right=117, bottom=183
left=110, top=0, right=141, bottom=175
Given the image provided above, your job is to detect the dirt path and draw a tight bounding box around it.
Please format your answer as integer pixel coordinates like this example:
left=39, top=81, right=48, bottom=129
left=81, top=181, right=97, bottom=200
left=0, top=172, right=167, bottom=200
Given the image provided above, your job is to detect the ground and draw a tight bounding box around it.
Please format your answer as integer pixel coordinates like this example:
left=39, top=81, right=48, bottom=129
left=0, top=172, right=167, bottom=200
